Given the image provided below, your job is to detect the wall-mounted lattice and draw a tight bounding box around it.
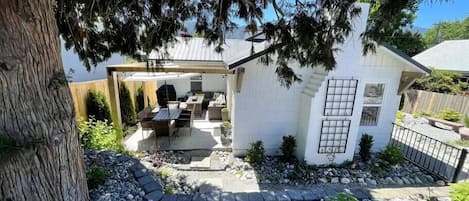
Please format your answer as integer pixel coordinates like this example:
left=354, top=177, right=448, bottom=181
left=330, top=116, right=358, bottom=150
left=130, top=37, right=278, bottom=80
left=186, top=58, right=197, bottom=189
left=318, top=119, right=351, bottom=153
left=323, top=79, right=358, bottom=116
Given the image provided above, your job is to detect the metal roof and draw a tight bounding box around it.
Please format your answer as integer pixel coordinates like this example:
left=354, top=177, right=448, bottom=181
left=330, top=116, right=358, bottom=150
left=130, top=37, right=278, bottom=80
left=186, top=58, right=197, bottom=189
left=149, top=37, right=266, bottom=64
left=148, top=37, right=430, bottom=74
left=413, top=40, right=469, bottom=73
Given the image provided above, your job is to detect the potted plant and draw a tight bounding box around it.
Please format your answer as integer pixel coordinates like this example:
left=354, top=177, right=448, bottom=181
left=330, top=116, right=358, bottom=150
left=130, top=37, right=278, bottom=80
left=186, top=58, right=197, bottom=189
left=220, top=121, right=232, bottom=145
left=221, top=107, right=230, bottom=121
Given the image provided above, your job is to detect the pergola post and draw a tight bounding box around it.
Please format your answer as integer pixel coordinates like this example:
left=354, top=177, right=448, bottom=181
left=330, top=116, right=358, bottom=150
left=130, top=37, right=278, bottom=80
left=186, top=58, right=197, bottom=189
left=107, top=69, right=122, bottom=127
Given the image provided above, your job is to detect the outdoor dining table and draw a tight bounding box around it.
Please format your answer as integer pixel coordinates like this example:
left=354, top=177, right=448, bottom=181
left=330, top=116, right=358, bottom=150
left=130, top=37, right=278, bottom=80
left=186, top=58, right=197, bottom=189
left=152, top=108, right=182, bottom=121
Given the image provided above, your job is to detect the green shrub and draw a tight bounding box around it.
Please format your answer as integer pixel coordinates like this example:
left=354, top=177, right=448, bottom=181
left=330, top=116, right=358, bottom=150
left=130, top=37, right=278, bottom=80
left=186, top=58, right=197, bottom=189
left=326, top=193, right=358, bottom=201
left=413, top=110, right=434, bottom=118
left=245, top=141, right=264, bottom=165
left=86, top=90, right=112, bottom=122
left=164, top=185, right=176, bottom=195
left=87, top=166, right=111, bottom=189
left=78, top=118, right=126, bottom=153
left=280, top=135, right=296, bottom=161
left=447, top=140, right=469, bottom=147
left=135, top=85, right=145, bottom=112
left=395, top=111, right=405, bottom=125
left=159, top=168, right=171, bottom=178
left=119, top=83, right=137, bottom=125
left=439, top=108, right=461, bottom=122
left=463, top=115, right=469, bottom=127
left=379, top=145, right=405, bottom=165
left=450, top=182, right=469, bottom=201
left=359, top=134, right=374, bottom=161
left=221, top=121, right=232, bottom=128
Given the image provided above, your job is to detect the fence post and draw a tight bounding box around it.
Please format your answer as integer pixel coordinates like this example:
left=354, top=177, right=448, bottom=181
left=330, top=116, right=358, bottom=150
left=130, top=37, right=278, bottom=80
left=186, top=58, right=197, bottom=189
left=452, top=148, right=468, bottom=183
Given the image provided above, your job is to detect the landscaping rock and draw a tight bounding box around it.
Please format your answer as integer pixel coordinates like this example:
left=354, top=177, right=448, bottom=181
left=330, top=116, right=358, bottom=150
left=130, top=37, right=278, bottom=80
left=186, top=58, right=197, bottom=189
left=331, top=177, right=339, bottom=184
left=436, top=180, right=446, bottom=186
left=340, top=177, right=351, bottom=184
left=366, top=178, right=377, bottom=186
left=84, top=150, right=145, bottom=201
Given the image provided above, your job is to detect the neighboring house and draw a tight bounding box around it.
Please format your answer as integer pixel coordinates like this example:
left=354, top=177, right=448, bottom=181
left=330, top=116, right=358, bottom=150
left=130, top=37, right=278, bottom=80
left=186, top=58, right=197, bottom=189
left=61, top=39, right=125, bottom=82
left=413, top=39, right=469, bottom=83
left=123, top=3, right=429, bottom=164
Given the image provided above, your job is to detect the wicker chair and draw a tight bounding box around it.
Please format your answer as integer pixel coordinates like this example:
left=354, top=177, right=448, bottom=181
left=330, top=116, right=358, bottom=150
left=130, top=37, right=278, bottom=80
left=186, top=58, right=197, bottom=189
left=176, top=105, right=195, bottom=136
left=137, top=107, right=159, bottom=130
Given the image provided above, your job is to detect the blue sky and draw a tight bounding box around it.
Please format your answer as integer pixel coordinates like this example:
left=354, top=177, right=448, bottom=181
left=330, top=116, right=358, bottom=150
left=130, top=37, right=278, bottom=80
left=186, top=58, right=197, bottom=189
left=259, top=1, right=469, bottom=29
left=415, top=0, right=469, bottom=28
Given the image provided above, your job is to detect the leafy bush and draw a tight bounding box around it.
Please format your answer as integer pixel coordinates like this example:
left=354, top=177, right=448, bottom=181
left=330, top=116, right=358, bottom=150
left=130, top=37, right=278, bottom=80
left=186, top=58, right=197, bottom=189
left=359, top=134, right=374, bottom=161
left=326, top=193, right=358, bottom=201
left=413, top=110, right=434, bottom=118
left=87, top=166, right=111, bottom=189
left=413, top=68, right=469, bottom=94
left=119, top=83, right=137, bottom=125
left=135, top=85, right=145, bottom=112
left=159, top=168, right=171, bottom=178
left=464, top=115, right=469, bottom=128
left=164, top=185, right=176, bottom=195
left=378, top=145, right=405, bottom=165
left=86, top=90, right=112, bottom=122
left=245, top=141, right=264, bottom=165
left=78, top=118, right=126, bottom=153
left=439, top=109, right=461, bottom=122
left=450, top=182, right=469, bottom=201
left=221, top=121, right=232, bottom=128
left=395, top=111, right=405, bottom=125
left=280, top=135, right=296, bottom=161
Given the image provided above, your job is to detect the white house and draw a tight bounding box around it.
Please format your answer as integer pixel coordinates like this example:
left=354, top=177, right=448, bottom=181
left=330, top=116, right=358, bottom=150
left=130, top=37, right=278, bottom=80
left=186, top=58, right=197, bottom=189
left=413, top=39, right=469, bottom=83
left=121, top=3, right=430, bottom=164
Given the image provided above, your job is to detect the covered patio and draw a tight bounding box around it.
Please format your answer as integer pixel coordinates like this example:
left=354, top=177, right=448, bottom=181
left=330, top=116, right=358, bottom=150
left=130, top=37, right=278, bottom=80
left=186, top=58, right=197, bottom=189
left=106, top=60, right=242, bottom=151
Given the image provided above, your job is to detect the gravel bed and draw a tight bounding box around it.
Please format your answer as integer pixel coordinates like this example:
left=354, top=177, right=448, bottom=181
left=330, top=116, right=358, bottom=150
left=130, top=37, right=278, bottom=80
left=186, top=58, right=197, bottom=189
left=84, top=150, right=145, bottom=201
left=140, top=150, right=445, bottom=194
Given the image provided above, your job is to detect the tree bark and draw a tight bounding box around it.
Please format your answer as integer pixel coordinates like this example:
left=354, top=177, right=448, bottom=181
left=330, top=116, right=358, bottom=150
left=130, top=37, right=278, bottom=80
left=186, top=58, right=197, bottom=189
left=0, top=0, right=88, bottom=200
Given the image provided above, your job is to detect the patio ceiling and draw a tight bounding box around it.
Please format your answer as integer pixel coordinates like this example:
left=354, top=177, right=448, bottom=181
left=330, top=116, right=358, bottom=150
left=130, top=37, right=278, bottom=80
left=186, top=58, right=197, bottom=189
left=106, top=61, right=233, bottom=75
left=123, top=72, right=201, bottom=81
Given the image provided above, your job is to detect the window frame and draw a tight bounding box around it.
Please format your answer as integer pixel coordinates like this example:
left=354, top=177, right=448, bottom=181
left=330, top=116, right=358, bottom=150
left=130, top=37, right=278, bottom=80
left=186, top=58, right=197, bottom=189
left=360, top=83, right=386, bottom=126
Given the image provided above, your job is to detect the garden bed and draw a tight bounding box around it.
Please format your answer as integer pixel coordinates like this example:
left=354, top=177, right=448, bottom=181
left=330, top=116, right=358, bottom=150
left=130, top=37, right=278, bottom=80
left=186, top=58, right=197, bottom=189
left=140, top=150, right=444, bottom=194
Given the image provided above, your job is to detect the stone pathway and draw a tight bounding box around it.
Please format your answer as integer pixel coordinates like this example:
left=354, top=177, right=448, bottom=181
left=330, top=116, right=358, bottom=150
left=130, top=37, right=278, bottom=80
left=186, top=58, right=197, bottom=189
left=141, top=186, right=450, bottom=201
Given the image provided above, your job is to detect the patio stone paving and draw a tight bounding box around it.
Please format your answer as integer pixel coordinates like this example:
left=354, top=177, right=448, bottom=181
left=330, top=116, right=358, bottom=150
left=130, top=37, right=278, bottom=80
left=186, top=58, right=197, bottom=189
left=124, top=110, right=231, bottom=151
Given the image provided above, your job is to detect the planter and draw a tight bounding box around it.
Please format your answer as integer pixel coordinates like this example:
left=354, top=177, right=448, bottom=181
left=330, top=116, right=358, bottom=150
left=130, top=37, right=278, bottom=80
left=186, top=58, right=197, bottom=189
left=221, top=126, right=232, bottom=145
left=221, top=109, right=230, bottom=121
left=459, top=127, right=469, bottom=140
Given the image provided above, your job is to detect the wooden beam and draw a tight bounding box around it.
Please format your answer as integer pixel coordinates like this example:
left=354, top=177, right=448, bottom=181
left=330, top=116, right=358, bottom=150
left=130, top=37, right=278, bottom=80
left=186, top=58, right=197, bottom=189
left=236, top=67, right=245, bottom=93
left=107, top=70, right=122, bottom=126
left=398, top=71, right=425, bottom=95
left=107, top=62, right=234, bottom=74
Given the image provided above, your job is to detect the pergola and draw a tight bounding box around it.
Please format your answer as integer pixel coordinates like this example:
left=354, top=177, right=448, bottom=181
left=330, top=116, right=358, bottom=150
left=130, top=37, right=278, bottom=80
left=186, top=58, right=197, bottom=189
left=106, top=60, right=239, bottom=126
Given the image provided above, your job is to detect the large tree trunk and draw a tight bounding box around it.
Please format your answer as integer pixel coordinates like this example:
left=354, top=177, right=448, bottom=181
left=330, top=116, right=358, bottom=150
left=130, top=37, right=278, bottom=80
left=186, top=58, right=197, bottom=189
left=0, top=1, right=88, bottom=200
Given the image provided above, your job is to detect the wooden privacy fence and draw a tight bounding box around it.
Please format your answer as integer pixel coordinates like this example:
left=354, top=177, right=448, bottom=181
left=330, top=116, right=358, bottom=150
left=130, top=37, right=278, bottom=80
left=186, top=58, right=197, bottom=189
left=403, top=90, right=469, bottom=116
left=69, top=79, right=157, bottom=120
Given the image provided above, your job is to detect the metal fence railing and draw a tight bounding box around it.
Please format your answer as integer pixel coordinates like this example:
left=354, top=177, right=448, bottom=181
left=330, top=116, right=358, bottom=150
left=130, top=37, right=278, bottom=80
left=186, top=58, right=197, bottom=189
left=390, top=123, right=468, bottom=182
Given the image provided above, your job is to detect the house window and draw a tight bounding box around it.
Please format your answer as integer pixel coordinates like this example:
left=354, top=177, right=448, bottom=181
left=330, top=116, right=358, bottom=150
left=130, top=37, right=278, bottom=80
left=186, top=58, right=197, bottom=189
left=324, top=79, right=358, bottom=116
left=318, top=119, right=351, bottom=153
left=360, top=106, right=381, bottom=126
left=190, top=75, right=202, bottom=91
left=360, top=83, right=385, bottom=126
